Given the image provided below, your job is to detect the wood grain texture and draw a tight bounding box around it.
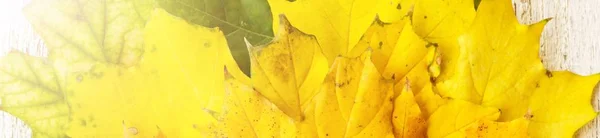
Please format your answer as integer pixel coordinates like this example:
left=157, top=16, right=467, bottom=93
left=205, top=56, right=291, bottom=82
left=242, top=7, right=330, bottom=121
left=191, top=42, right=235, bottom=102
left=0, top=0, right=599, bottom=137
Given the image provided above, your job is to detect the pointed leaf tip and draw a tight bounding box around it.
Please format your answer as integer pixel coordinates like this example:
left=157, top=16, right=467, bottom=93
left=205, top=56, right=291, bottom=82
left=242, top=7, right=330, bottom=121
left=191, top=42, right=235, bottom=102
left=277, top=14, right=293, bottom=35
left=243, top=37, right=254, bottom=50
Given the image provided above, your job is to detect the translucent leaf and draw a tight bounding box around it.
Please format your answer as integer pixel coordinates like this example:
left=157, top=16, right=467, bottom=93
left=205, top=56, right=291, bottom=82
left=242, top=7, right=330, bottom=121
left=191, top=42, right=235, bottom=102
left=23, top=0, right=156, bottom=67
left=0, top=52, right=69, bottom=137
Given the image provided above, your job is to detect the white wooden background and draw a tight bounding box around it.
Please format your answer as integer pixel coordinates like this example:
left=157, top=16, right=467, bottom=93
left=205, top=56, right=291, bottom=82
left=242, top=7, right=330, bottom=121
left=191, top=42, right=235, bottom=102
left=0, top=0, right=599, bottom=137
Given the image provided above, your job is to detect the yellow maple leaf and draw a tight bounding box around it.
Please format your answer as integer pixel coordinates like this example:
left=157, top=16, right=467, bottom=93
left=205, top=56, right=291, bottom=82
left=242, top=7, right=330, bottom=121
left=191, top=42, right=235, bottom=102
left=0, top=8, right=247, bottom=137
left=219, top=72, right=289, bottom=137
left=527, top=72, right=600, bottom=137
left=314, top=53, right=395, bottom=137
left=412, top=0, right=475, bottom=42
left=428, top=0, right=600, bottom=137
left=428, top=100, right=501, bottom=138
left=66, top=64, right=160, bottom=137
left=414, top=83, right=447, bottom=118
left=66, top=9, right=248, bottom=137
left=392, top=81, right=427, bottom=138
left=268, top=0, right=383, bottom=62
left=435, top=0, right=550, bottom=120
left=246, top=16, right=328, bottom=120
left=448, top=118, right=529, bottom=138
left=356, top=18, right=428, bottom=82
left=375, top=0, right=414, bottom=23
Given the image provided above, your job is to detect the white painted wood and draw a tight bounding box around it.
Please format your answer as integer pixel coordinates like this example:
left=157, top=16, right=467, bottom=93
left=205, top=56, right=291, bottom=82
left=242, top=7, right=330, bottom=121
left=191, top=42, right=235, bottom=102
left=0, top=0, right=599, bottom=137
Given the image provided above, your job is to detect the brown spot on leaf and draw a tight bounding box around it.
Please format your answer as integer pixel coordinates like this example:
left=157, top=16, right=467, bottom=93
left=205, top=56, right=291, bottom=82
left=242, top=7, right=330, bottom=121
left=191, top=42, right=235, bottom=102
left=204, top=42, right=211, bottom=48
left=524, top=109, right=534, bottom=119
left=80, top=120, right=87, bottom=126
left=477, top=124, right=489, bottom=132
left=525, top=114, right=534, bottom=119
left=426, top=42, right=438, bottom=48
left=335, top=80, right=350, bottom=88
left=545, top=70, right=553, bottom=78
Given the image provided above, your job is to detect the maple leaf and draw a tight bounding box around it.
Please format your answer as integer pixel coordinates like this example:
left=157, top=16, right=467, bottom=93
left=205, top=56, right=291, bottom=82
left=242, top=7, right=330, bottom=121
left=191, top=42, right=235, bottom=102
left=427, top=99, right=530, bottom=138
left=314, top=53, right=395, bottom=137
left=429, top=0, right=600, bottom=137
left=157, top=0, right=274, bottom=75
left=0, top=0, right=156, bottom=136
left=68, top=9, right=248, bottom=137
left=375, top=0, right=415, bottom=23
left=0, top=7, right=246, bottom=137
left=527, top=72, right=600, bottom=137
left=219, top=71, right=288, bottom=137
left=456, top=118, right=529, bottom=138
left=267, top=0, right=386, bottom=62
left=246, top=15, right=328, bottom=121
left=411, top=0, right=475, bottom=42
left=434, top=0, right=550, bottom=120
left=355, top=18, right=428, bottom=82
left=0, top=53, right=69, bottom=137
left=413, top=83, right=446, bottom=118
left=23, top=0, right=156, bottom=67
left=392, top=81, right=427, bottom=138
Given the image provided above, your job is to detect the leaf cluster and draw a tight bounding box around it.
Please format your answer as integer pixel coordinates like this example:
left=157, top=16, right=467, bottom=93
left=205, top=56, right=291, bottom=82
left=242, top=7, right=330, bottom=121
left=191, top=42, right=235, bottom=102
left=0, top=0, right=598, bottom=138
